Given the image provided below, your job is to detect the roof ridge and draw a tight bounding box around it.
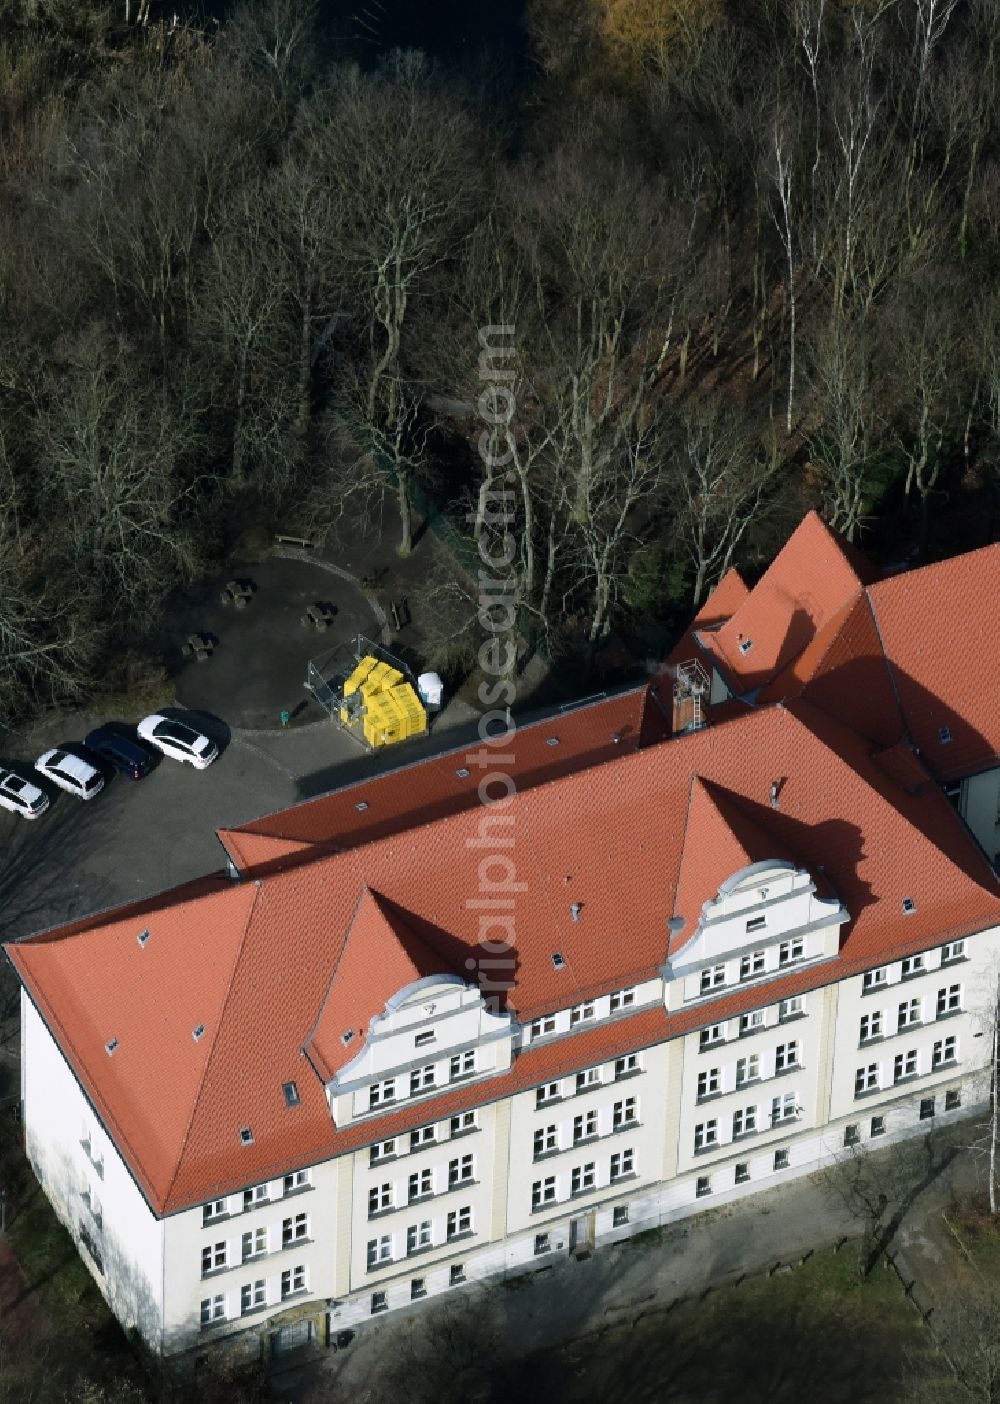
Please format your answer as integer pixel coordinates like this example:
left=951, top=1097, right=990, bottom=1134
left=862, top=586, right=909, bottom=739
left=161, top=881, right=263, bottom=1208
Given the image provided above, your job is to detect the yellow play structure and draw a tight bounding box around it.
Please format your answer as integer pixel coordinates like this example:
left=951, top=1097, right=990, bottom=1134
left=306, top=636, right=427, bottom=750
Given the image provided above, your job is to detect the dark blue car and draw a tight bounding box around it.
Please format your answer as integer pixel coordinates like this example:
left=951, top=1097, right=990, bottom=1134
left=83, top=726, right=156, bottom=780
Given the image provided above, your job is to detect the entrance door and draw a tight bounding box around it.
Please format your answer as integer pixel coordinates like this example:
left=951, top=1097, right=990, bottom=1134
left=569, top=1213, right=595, bottom=1257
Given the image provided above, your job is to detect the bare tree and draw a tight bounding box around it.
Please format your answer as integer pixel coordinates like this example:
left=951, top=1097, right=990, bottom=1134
left=805, top=317, right=878, bottom=541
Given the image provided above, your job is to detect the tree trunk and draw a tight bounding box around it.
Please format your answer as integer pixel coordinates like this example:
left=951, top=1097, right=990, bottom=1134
left=397, top=470, right=412, bottom=556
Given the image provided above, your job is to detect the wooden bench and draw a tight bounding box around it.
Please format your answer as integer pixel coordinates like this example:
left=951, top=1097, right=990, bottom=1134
left=274, top=533, right=318, bottom=550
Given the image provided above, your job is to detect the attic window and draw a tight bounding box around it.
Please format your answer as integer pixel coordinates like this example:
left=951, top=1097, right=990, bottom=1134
left=193, top=1024, right=205, bottom=1041
left=282, top=1081, right=301, bottom=1108
left=137, top=929, right=151, bottom=948
left=938, top=727, right=952, bottom=744
left=456, top=767, right=470, bottom=778
left=902, top=897, right=916, bottom=915
left=105, top=1038, right=119, bottom=1056
left=545, top=737, right=560, bottom=747
left=355, top=801, right=368, bottom=812
left=738, top=637, right=753, bottom=654
left=551, top=953, right=566, bottom=970
left=570, top=903, right=582, bottom=922
left=341, top=1029, right=354, bottom=1046
left=239, top=1127, right=254, bottom=1146
left=746, top=915, right=767, bottom=934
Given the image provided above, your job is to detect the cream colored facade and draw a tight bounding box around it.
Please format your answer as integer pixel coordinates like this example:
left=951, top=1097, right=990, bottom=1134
left=20, top=851, right=1000, bottom=1362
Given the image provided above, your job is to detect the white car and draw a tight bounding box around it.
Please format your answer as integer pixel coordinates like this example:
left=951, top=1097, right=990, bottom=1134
left=35, top=748, right=104, bottom=801
left=137, top=714, right=218, bottom=769
left=0, top=767, right=50, bottom=819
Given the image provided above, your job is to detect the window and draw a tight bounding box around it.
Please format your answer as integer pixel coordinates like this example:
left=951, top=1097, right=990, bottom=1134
left=371, top=1291, right=388, bottom=1314
left=450, top=1265, right=466, bottom=1286
left=536, top=1082, right=561, bottom=1107
left=937, top=985, right=962, bottom=1016
left=863, top=967, right=888, bottom=992
left=450, top=1051, right=476, bottom=1080
left=700, top=964, right=726, bottom=994
left=901, top=954, right=925, bottom=979
left=902, top=897, right=916, bottom=915
left=613, top=1204, right=630, bottom=1227
left=615, top=1054, right=639, bottom=1079
left=570, top=1001, right=596, bottom=1025
left=448, top=1154, right=474, bottom=1188
left=411, top=1065, right=436, bottom=1095
left=201, top=1242, right=227, bottom=1276
left=411, top=1278, right=426, bottom=1300
left=242, top=1183, right=268, bottom=1212
left=369, top=1079, right=396, bottom=1109
left=610, top=1148, right=634, bottom=1180
left=870, top=1115, right=886, bottom=1137
left=694, top=1120, right=718, bottom=1152
left=573, top=1111, right=598, bottom=1143
left=697, top=1069, right=720, bottom=1099
left=771, top=1092, right=798, bottom=1125
left=920, top=1097, right=936, bottom=1121
left=447, top=1206, right=472, bottom=1239
left=571, top=1162, right=596, bottom=1194
left=700, top=1024, right=726, bottom=1049
left=406, top=1221, right=432, bottom=1255
left=860, top=1012, right=882, bottom=1043
left=894, top=1049, right=918, bottom=1082
left=696, top=1175, right=712, bottom=1197
left=367, top=1236, right=392, bottom=1270
left=282, top=1213, right=308, bottom=1247
left=408, top=1168, right=433, bottom=1201
left=534, top=1232, right=551, bottom=1255
left=241, top=1227, right=267, bottom=1260
left=410, top=1126, right=435, bottom=1153
left=773, top=1148, right=790, bottom=1171
left=739, top=1010, right=765, bottom=1036
left=575, top=1068, right=601, bottom=1094
left=933, top=1035, right=958, bottom=1067
left=450, top=1111, right=476, bottom=1137
left=534, top=1125, right=558, bottom=1159
left=741, top=951, right=766, bottom=980
left=415, top=1030, right=435, bottom=1048
left=532, top=1177, right=557, bottom=1209
left=779, top=996, right=803, bottom=1020
left=613, top=1097, right=638, bottom=1129
left=370, top=1139, right=396, bottom=1165
left=844, top=1123, right=860, bottom=1146
left=774, top=1041, right=799, bottom=1072
left=778, top=938, right=804, bottom=966
left=368, top=1184, right=393, bottom=1217
left=945, top=1089, right=961, bottom=1111
left=240, top=1280, right=266, bottom=1315
left=282, top=1081, right=300, bottom=1107
left=942, top=940, right=966, bottom=963
left=200, top=1295, right=226, bottom=1325
left=531, top=1015, right=557, bottom=1039
left=283, top=1169, right=309, bottom=1194
left=202, top=1200, right=227, bottom=1225
left=736, top=1054, right=760, bottom=1087
left=281, top=1266, right=307, bottom=1298
left=610, top=988, right=636, bottom=1013
left=855, top=1064, right=879, bottom=1095
left=897, top=998, right=921, bottom=1031
left=732, top=1106, right=757, bottom=1137
left=735, top=1163, right=750, bottom=1185
left=746, top=915, right=767, bottom=935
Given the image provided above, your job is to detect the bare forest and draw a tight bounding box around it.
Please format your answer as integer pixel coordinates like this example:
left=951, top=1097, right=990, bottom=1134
left=1, top=0, right=999, bottom=726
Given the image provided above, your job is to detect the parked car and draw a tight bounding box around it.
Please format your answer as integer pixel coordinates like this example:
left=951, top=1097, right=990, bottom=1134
left=84, top=726, right=155, bottom=780
left=0, top=767, right=50, bottom=819
left=137, top=714, right=218, bottom=769
left=35, top=748, right=104, bottom=800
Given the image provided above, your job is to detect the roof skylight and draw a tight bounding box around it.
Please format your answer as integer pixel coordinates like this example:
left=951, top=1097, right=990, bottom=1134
left=239, top=1127, right=254, bottom=1145
left=105, top=1037, right=119, bottom=1056
left=551, top=952, right=566, bottom=970
left=137, top=929, right=151, bottom=948
left=282, top=1081, right=301, bottom=1108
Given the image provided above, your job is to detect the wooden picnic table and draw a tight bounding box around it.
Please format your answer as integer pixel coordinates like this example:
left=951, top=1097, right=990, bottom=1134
left=181, top=632, right=214, bottom=661
left=220, top=579, right=254, bottom=609
left=301, top=602, right=335, bottom=632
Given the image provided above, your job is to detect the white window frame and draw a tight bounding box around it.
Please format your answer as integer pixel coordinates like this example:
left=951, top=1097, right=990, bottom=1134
left=610, top=988, right=636, bottom=1013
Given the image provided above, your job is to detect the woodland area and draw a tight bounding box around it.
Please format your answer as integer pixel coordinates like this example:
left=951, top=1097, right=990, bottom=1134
left=1, top=0, right=999, bottom=727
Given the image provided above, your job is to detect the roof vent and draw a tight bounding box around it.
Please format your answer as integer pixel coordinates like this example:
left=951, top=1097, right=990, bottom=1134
left=282, top=1081, right=301, bottom=1108
left=570, top=902, right=582, bottom=922
left=901, top=897, right=916, bottom=914
left=105, top=1037, right=119, bottom=1056
left=193, top=1024, right=205, bottom=1041
left=551, top=952, right=566, bottom=970
left=938, top=727, right=952, bottom=744
left=456, top=767, right=470, bottom=778
left=355, top=801, right=368, bottom=812
left=239, top=1127, right=254, bottom=1145
left=611, top=732, right=623, bottom=744
left=137, top=928, right=151, bottom=948
left=738, top=637, right=753, bottom=654
left=341, top=1029, right=354, bottom=1046
left=545, top=737, right=559, bottom=747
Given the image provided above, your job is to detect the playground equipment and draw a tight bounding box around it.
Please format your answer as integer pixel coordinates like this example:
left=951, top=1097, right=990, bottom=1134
left=306, top=636, right=428, bottom=750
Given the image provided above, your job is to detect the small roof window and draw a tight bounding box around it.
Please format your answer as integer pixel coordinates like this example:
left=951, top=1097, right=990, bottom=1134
left=105, top=1037, right=119, bottom=1056
left=738, top=637, right=753, bottom=654
left=137, top=928, right=151, bottom=948
left=193, top=1024, right=205, bottom=1041
left=282, top=1081, right=301, bottom=1108
left=456, top=767, right=470, bottom=778
left=938, top=726, right=952, bottom=744
left=239, top=1127, right=254, bottom=1145
left=545, top=736, right=560, bottom=747
left=551, top=952, right=566, bottom=970
left=341, top=1029, right=354, bottom=1046
left=355, top=801, right=368, bottom=812
left=902, top=897, right=916, bottom=914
